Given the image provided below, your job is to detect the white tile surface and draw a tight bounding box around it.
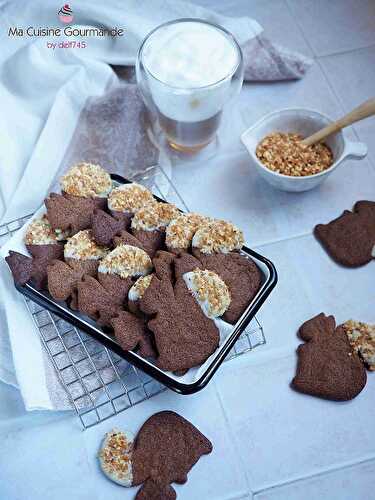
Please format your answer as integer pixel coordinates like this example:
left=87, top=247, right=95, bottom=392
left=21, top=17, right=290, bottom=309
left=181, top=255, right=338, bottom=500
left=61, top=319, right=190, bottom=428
left=215, top=354, right=375, bottom=492
left=191, top=0, right=313, bottom=57
left=319, top=47, right=375, bottom=170
left=254, top=459, right=375, bottom=500
left=0, top=412, right=95, bottom=500
left=287, top=0, right=375, bottom=56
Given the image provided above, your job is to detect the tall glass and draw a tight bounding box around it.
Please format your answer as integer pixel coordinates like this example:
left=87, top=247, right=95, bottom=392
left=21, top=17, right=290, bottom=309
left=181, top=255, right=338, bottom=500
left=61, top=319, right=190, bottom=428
left=136, top=19, right=244, bottom=154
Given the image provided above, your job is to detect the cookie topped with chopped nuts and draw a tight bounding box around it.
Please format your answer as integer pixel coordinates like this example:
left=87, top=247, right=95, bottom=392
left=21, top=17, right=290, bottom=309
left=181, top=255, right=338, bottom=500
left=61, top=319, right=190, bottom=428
left=128, top=274, right=154, bottom=302
left=64, top=230, right=108, bottom=261
left=192, top=220, right=244, bottom=255
left=166, top=213, right=210, bottom=252
left=108, top=183, right=156, bottom=214
left=98, top=244, right=152, bottom=279
left=25, top=215, right=69, bottom=245
left=61, top=162, right=112, bottom=198
left=131, top=203, right=180, bottom=232
left=183, top=269, right=231, bottom=318
left=256, top=132, right=333, bottom=177
left=343, top=320, right=375, bottom=371
left=98, top=428, right=134, bottom=487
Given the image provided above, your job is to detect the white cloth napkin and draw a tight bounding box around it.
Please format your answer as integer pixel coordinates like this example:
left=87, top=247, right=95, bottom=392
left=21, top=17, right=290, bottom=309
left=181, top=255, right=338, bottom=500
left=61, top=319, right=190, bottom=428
left=0, top=0, right=312, bottom=410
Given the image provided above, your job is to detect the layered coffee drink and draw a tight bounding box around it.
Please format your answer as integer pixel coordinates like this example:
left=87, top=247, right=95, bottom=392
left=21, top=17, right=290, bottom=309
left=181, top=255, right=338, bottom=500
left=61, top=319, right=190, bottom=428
left=136, top=20, right=243, bottom=152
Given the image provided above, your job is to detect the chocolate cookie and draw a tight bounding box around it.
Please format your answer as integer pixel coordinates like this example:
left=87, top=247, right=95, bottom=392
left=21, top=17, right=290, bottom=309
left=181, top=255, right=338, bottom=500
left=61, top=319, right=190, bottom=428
left=108, top=183, right=156, bottom=229
left=194, top=250, right=262, bottom=324
left=45, top=193, right=95, bottom=236
left=152, top=251, right=176, bottom=282
left=132, top=411, right=212, bottom=498
left=92, top=209, right=128, bottom=246
left=26, top=244, right=64, bottom=261
left=139, top=274, right=220, bottom=372
left=24, top=215, right=64, bottom=259
left=113, top=230, right=148, bottom=255
left=60, top=162, right=112, bottom=201
left=6, top=251, right=42, bottom=289
left=314, top=200, right=375, bottom=267
left=165, top=213, right=210, bottom=254
left=136, top=481, right=176, bottom=500
left=112, top=311, right=156, bottom=358
left=131, top=203, right=180, bottom=258
left=6, top=250, right=57, bottom=290
left=292, top=313, right=367, bottom=401
left=128, top=275, right=154, bottom=315
left=47, top=259, right=90, bottom=303
left=77, top=275, right=123, bottom=327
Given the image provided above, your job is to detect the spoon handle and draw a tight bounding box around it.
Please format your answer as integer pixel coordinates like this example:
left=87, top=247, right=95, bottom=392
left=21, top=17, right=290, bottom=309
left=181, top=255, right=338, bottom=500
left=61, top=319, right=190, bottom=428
left=302, top=98, right=375, bottom=147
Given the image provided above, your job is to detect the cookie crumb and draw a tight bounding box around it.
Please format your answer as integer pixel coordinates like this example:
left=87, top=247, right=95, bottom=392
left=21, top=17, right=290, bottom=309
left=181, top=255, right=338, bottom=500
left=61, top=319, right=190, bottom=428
left=256, top=132, right=333, bottom=177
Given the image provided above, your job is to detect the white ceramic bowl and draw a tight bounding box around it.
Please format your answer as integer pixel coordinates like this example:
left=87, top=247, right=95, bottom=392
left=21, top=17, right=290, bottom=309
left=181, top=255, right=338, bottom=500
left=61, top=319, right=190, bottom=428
left=241, top=108, right=367, bottom=192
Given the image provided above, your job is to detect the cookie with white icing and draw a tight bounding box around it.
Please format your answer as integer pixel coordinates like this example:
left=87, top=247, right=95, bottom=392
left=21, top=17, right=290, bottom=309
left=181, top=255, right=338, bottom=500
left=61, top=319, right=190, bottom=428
left=108, top=183, right=156, bottom=228
left=64, top=229, right=108, bottom=276
left=61, top=162, right=112, bottom=210
left=131, top=202, right=180, bottom=257
left=166, top=213, right=210, bottom=253
left=96, top=244, right=153, bottom=308
left=183, top=268, right=231, bottom=318
left=192, top=220, right=261, bottom=324
left=98, top=428, right=134, bottom=487
left=24, top=215, right=64, bottom=261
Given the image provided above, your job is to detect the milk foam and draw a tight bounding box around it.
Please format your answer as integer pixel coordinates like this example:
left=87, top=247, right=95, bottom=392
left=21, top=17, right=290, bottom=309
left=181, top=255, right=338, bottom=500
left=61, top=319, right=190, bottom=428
left=140, top=21, right=241, bottom=122
left=143, top=22, right=239, bottom=88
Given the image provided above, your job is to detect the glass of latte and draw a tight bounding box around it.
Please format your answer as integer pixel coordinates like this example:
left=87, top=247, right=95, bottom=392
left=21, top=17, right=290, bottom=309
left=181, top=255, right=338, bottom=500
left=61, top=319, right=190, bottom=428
left=136, top=19, right=244, bottom=154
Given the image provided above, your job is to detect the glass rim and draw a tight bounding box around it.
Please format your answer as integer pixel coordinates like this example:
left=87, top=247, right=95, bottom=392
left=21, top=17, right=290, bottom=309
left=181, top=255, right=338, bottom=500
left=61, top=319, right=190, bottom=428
left=137, top=17, right=243, bottom=91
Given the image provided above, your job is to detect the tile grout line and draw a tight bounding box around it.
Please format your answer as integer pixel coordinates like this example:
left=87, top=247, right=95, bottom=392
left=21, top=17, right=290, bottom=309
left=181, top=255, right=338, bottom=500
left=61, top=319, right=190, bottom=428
left=318, top=42, right=375, bottom=60
left=284, top=0, right=317, bottom=57
left=253, top=455, right=375, bottom=496
left=316, top=57, right=375, bottom=174
left=316, top=55, right=375, bottom=175
left=213, top=380, right=255, bottom=497
left=252, top=230, right=313, bottom=250
left=284, top=1, right=375, bottom=59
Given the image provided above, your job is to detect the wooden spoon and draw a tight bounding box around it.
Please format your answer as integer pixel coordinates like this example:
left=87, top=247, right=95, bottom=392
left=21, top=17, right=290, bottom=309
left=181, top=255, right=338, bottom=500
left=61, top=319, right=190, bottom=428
left=302, top=98, right=375, bottom=147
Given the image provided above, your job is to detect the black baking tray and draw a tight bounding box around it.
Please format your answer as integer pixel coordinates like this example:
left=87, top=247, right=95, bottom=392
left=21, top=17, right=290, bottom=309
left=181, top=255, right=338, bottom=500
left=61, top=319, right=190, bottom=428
left=11, top=174, right=278, bottom=395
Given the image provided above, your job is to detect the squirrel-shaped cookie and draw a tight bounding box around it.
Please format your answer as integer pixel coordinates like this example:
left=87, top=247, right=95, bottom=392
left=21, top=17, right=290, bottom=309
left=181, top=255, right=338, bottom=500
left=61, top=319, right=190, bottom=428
left=138, top=253, right=221, bottom=372
left=132, top=412, right=212, bottom=499
left=314, top=200, right=375, bottom=267
left=292, top=313, right=367, bottom=401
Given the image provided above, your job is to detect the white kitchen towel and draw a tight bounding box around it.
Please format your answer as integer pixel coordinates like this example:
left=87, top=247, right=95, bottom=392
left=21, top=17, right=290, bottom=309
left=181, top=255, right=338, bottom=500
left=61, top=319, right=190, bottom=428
left=0, top=0, right=312, bottom=410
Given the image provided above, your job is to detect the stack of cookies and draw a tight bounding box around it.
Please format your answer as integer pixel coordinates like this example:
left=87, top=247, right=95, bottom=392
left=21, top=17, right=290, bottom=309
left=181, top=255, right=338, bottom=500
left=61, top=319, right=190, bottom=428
left=6, top=162, right=262, bottom=373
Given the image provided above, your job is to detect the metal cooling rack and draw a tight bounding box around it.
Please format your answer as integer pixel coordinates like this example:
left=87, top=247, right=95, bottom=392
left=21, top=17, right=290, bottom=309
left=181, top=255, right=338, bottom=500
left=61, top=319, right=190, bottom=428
left=0, top=165, right=265, bottom=429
